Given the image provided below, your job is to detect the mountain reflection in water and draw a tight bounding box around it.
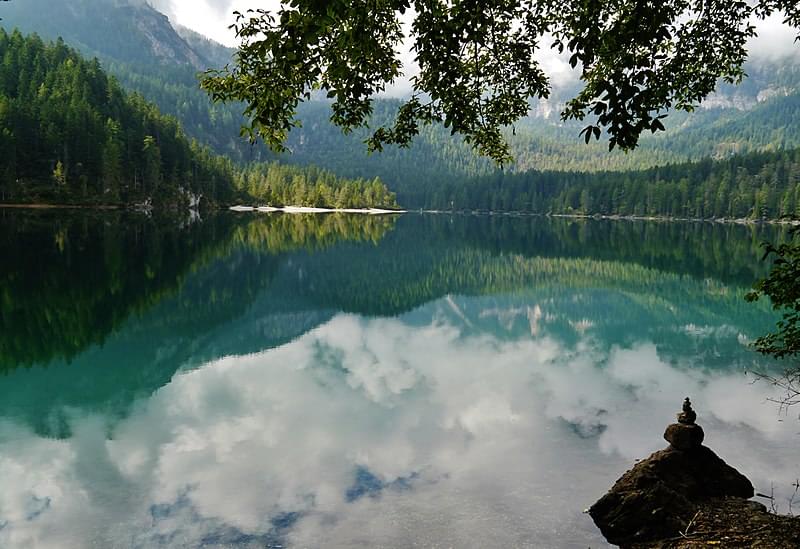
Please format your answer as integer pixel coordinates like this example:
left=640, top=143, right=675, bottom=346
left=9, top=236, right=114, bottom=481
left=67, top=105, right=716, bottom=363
left=0, top=211, right=795, bottom=548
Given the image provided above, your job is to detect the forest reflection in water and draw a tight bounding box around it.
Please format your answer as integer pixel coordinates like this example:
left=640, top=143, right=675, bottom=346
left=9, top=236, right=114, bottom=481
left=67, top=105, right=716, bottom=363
left=0, top=210, right=796, bottom=548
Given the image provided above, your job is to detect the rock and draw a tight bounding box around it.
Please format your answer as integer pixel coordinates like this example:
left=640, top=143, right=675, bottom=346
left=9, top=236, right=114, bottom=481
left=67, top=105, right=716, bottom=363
left=589, top=446, right=754, bottom=546
left=589, top=399, right=754, bottom=547
left=639, top=497, right=800, bottom=548
left=664, top=422, right=704, bottom=450
left=677, top=397, right=697, bottom=425
left=665, top=398, right=704, bottom=450
left=589, top=475, right=695, bottom=544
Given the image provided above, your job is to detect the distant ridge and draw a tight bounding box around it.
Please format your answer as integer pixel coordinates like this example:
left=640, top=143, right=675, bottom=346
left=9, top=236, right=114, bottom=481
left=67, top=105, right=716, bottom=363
left=0, top=0, right=216, bottom=69
left=0, top=0, right=267, bottom=163
left=173, top=23, right=235, bottom=68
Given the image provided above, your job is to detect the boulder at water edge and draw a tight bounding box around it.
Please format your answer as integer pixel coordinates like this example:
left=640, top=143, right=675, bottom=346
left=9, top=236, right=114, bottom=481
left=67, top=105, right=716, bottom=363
left=588, top=398, right=753, bottom=547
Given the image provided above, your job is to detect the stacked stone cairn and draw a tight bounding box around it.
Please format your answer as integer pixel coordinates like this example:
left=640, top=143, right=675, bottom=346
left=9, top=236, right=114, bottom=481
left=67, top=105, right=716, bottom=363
left=663, top=397, right=704, bottom=450
left=588, top=398, right=755, bottom=547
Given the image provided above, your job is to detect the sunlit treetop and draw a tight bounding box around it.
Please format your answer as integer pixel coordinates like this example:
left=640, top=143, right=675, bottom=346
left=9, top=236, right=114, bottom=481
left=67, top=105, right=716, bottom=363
left=201, top=0, right=800, bottom=164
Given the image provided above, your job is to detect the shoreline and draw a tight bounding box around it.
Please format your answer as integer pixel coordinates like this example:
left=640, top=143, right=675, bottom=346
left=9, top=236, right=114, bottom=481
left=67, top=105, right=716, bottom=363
left=0, top=203, right=122, bottom=210
left=229, top=205, right=407, bottom=215
left=549, top=213, right=800, bottom=226
left=3, top=202, right=797, bottom=225
left=420, top=209, right=800, bottom=225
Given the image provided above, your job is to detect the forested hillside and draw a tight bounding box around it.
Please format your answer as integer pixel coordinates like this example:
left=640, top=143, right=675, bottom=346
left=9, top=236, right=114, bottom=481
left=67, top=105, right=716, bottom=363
left=102, top=60, right=269, bottom=163
left=508, top=92, right=800, bottom=173
left=427, top=148, right=800, bottom=218
left=276, top=93, right=800, bottom=206
left=0, top=0, right=214, bottom=69
left=0, top=0, right=265, bottom=164
left=4, top=0, right=800, bottom=207
left=3, top=0, right=800, bottom=216
left=0, top=30, right=237, bottom=206
left=236, top=163, right=398, bottom=209
left=1, top=23, right=793, bottom=215
left=0, top=31, right=398, bottom=209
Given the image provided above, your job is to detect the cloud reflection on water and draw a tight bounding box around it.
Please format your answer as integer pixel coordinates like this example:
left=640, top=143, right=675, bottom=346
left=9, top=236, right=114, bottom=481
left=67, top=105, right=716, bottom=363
left=0, top=311, right=796, bottom=548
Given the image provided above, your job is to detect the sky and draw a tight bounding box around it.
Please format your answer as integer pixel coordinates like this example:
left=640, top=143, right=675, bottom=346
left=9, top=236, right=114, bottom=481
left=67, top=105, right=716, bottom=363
left=150, top=0, right=275, bottom=47
left=154, top=1, right=799, bottom=95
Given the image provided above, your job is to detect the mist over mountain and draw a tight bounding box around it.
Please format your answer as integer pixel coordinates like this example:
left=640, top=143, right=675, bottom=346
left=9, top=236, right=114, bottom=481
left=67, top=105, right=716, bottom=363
left=172, top=23, right=234, bottom=68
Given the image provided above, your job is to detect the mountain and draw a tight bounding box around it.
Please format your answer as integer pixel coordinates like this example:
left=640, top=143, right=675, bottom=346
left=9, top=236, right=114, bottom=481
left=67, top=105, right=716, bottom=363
left=0, top=0, right=213, bottom=69
left=173, top=23, right=234, bottom=68
left=0, top=29, right=238, bottom=206
left=507, top=90, right=800, bottom=172
left=425, top=147, right=800, bottom=218
left=0, top=0, right=263, bottom=163
left=0, top=29, right=396, bottom=209
left=3, top=0, right=800, bottom=209
left=270, top=91, right=800, bottom=206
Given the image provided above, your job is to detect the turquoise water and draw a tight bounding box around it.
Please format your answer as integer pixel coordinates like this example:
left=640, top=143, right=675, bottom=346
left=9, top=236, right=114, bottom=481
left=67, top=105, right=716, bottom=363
left=0, top=210, right=796, bottom=548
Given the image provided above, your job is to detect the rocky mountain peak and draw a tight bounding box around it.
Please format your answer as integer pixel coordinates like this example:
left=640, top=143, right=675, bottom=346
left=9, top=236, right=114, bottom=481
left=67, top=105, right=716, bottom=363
left=0, top=0, right=221, bottom=70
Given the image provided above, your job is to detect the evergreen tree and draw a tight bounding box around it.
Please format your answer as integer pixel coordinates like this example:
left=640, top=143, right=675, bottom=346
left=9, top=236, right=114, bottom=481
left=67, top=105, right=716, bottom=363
left=0, top=30, right=238, bottom=206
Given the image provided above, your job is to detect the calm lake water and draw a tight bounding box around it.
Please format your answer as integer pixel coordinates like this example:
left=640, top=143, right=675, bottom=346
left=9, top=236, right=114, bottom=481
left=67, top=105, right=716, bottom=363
left=0, top=210, right=797, bottom=548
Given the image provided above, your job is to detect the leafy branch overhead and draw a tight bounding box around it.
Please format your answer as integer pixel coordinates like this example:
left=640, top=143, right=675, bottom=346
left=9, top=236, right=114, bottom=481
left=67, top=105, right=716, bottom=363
left=746, top=227, right=800, bottom=411
left=747, top=229, right=800, bottom=360
left=201, top=0, right=800, bottom=163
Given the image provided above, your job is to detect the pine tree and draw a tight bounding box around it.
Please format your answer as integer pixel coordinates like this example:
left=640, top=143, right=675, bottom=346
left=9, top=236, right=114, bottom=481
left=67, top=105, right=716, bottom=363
left=141, top=135, right=161, bottom=194
left=102, top=119, right=123, bottom=200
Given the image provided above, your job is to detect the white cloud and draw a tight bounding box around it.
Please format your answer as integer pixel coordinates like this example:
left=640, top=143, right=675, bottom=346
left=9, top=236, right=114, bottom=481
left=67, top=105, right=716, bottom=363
left=152, top=1, right=276, bottom=47
left=0, top=312, right=796, bottom=548
left=749, top=13, right=800, bottom=62
left=156, top=3, right=798, bottom=95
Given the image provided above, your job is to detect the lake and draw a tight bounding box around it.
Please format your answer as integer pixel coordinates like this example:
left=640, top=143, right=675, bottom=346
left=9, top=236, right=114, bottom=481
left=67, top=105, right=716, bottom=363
left=0, top=209, right=797, bottom=548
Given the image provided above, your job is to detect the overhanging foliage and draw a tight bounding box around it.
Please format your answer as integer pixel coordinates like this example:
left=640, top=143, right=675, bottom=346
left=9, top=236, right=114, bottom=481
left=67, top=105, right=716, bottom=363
left=201, top=0, right=800, bottom=163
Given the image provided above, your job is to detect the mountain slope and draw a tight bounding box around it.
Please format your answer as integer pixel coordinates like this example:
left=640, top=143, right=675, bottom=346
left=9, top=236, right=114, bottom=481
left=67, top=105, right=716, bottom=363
left=173, top=23, right=234, bottom=68
left=3, top=0, right=800, bottom=208
left=426, top=147, right=800, bottom=218
left=0, top=0, right=264, bottom=163
left=1, top=0, right=212, bottom=69
left=0, top=29, right=238, bottom=205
